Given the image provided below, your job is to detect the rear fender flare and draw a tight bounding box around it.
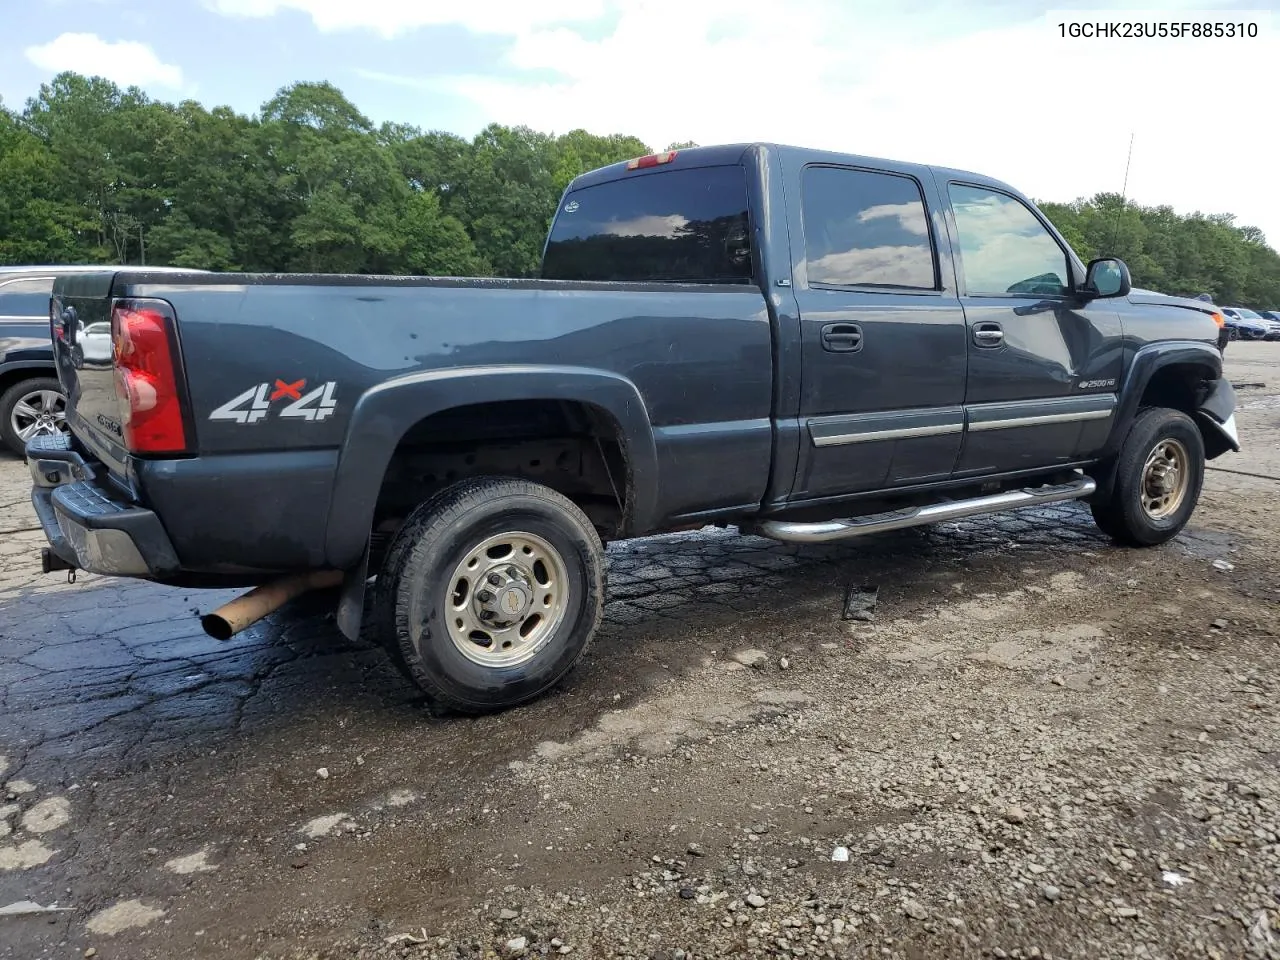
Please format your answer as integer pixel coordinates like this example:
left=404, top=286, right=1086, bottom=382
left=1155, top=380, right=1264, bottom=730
left=323, top=365, right=658, bottom=569
left=0, top=359, right=58, bottom=379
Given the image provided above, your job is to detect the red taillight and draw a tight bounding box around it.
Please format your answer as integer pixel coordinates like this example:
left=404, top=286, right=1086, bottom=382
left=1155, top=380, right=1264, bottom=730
left=110, top=298, right=188, bottom=454
left=625, top=150, right=678, bottom=170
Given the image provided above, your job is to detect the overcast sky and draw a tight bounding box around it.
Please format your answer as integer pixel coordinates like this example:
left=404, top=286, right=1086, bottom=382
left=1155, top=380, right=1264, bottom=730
left=5, top=0, right=1278, bottom=252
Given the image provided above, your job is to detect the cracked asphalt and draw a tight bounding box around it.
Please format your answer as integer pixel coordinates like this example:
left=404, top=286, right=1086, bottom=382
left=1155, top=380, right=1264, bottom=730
left=1, top=345, right=1278, bottom=960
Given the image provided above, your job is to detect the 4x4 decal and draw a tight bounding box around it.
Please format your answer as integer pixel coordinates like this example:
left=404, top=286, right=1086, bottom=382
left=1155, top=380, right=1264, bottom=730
left=210, top=379, right=337, bottom=424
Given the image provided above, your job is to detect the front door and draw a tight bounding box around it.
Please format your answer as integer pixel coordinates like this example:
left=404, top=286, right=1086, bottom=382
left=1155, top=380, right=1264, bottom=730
left=942, top=182, right=1124, bottom=477
left=788, top=163, right=969, bottom=502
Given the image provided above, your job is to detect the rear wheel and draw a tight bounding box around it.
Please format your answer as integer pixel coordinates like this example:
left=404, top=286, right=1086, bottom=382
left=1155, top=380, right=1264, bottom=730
left=1091, top=407, right=1204, bottom=546
left=0, top=377, right=68, bottom=456
left=375, top=477, right=605, bottom=714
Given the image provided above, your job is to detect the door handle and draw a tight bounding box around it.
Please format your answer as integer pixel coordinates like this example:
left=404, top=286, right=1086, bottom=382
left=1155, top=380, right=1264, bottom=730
left=821, top=322, right=863, bottom=353
left=972, top=322, right=1004, bottom=347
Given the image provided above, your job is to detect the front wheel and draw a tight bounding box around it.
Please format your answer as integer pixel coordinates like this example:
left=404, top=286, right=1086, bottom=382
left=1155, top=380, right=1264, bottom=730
left=1091, top=407, right=1205, bottom=547
left=375, top=477, right=605, bottom=714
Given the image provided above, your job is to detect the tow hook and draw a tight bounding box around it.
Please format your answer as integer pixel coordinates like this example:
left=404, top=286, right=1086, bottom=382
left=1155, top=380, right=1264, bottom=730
left=41, top=547, right=77, bottom=576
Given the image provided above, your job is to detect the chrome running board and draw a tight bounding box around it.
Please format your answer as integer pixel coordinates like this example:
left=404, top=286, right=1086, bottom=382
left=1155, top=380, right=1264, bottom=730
left=751, top=476, right=1097, bottom=544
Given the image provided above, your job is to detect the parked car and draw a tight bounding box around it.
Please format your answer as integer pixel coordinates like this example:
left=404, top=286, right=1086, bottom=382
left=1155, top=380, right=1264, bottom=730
left=1130, top=287, right=1229, bottom=354
left=28, top=143, right=1239, bottom=714
left=1256, top=310, right=1280, bottom=340
left=0, top=265, right=205, bottom=455
left=1221, top=307, right=1270, bottom=340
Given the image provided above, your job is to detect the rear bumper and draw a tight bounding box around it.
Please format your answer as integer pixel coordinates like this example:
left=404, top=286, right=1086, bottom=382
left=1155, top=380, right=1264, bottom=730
left=26, top=433, right=180, bottom=578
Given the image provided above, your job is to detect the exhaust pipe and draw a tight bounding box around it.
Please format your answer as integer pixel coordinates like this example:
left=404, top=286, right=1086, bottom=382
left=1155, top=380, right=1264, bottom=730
left=201, top=569, right=344, bottom=641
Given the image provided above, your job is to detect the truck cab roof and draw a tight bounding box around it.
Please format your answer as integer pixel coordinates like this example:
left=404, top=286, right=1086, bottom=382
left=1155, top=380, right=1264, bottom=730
left=568, top=142, right=1018, bottom=198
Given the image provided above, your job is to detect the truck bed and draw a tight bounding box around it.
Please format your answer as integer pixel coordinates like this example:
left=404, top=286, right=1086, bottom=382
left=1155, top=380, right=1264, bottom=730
left=50, top=270, right=776, bottom=575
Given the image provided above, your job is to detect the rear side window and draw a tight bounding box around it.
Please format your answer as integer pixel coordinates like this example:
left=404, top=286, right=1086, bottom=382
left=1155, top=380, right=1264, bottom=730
left=542, top=166, right=753, bottom=283
left=0, top=277, right=54, bottom=318
left=801, top=167, right=937, bottom=290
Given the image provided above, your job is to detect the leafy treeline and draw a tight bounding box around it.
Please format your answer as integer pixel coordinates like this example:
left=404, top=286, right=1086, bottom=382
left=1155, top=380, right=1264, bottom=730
left=0, top=73, right=648, bottom=277
left=1, top=72, right=1277, bottom=307
left=1039, top=197, right=1280, bottom=308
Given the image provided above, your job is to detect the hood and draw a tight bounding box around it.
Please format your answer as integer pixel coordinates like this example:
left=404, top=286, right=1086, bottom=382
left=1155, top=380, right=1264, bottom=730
left=1127, top=287, right=1218, bottom=314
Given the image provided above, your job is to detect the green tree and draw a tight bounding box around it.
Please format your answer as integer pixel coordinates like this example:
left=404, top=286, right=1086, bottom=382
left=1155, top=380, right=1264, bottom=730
left=147, top=103, right=287, bottom=270
left=261, top=82, right=403, bottom=272
left=1, top=71, right=1275, bottom=302
left=0, top=103, right=83, bottom=262
left=24, top=72, right=176, bottom=263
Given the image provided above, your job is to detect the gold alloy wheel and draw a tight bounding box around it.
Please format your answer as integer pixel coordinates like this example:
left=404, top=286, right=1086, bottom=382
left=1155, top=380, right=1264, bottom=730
left=443, top=530, right=570, bottom=668
left=1140, top=437, right=1190, bottom=520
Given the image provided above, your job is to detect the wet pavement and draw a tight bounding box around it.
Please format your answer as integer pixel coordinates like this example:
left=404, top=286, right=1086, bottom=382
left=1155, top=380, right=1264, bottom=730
left=0, top=481, right=1104, bottom=777
left=0, top=344, right=1277, bottom=960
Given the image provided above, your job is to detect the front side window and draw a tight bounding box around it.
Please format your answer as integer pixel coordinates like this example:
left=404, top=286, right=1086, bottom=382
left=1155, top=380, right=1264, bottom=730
left=948, top=185, right=1070, bottom=297
left=801, top=166, right=937, bottom=289
left=542, top=165, right=752, bottom=283
left=0, top=277, right=54, bottom=318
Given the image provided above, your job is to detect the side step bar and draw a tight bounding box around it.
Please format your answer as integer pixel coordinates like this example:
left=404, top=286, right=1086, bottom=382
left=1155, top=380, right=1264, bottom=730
left=750, top=476, right=1096, bottom=544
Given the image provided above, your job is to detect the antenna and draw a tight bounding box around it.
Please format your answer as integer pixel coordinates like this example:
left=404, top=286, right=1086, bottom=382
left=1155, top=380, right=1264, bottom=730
left=1108, top=130, right=1135, bottom=252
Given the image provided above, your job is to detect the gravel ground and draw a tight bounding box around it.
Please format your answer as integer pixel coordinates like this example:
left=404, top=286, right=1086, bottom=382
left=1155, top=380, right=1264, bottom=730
left=0, top=343, right=1278, bottom=960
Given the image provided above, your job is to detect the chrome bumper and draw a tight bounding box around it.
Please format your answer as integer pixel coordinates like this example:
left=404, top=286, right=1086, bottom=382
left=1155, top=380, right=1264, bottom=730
left=26, top=434, right=180, bottom=578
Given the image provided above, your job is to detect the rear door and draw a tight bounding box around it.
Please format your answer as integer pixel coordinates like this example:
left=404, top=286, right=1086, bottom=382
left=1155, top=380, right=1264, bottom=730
left=941, top=182, right=1123, bottom=477
left=785, top=161, right=968, bottom=502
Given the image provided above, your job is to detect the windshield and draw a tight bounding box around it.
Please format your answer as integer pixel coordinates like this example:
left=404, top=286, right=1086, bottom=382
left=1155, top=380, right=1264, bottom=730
left=1235, top=308, right=1262, bottom=319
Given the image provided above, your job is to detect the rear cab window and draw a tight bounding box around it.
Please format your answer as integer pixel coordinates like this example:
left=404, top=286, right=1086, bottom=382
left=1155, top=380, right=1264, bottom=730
left=0, top=277, right=55, bottom=319
left=800, top=166, right=938, bottom=290
left=542, top=165, right=753, bottom=283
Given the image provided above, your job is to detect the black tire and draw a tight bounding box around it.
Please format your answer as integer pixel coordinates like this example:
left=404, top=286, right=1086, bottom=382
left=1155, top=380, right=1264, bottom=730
left=1228, top=327, right=1239, bottom=341
left=1090, top=407, right=1204, bottom=547
left=375, top=477, right=605, bottom=714
left=0, top=376, right=67, bottom=457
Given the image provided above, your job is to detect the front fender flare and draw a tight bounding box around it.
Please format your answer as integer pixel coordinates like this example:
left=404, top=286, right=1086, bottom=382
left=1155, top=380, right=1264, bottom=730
left=1088, top=341, right=1229, bottom=501
left=1101, top=341, right=1223, bottom=460
left=323, top=365, right=658, bottom=569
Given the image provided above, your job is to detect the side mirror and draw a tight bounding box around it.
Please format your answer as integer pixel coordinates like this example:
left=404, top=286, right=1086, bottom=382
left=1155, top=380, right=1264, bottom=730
left=1082, top=257, right=1131, bottom=299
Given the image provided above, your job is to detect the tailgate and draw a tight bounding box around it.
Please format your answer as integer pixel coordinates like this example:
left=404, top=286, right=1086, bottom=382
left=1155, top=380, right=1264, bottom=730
left=50, top=271, right=131, bottom=479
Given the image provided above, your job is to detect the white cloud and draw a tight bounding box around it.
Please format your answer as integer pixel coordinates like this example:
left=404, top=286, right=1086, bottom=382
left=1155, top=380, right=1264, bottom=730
left=429, top=0, right=1280, bottom=249
left=24, top=33, right=184, bottom=89
left=809, top=245, right=936, bottom=288
left=860, top=203, right=929, bottom=238
left=207, top=0, right=606, bottom=39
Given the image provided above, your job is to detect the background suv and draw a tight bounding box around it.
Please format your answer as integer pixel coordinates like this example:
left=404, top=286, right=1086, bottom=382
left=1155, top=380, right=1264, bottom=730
left=1257, top=310, right=1280, bottom=340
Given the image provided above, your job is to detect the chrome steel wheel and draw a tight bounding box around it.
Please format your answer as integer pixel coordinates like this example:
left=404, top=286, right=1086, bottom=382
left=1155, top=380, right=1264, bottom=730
left=10, top=388, right=67, bottom=444
left=1140, top=438, right=1189, bottom=520
left=444, top=530, right=570, bottom=668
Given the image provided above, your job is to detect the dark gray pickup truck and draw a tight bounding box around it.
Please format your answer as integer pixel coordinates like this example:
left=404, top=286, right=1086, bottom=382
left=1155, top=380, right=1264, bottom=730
left=29, top=143, right=1240, bottom=713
